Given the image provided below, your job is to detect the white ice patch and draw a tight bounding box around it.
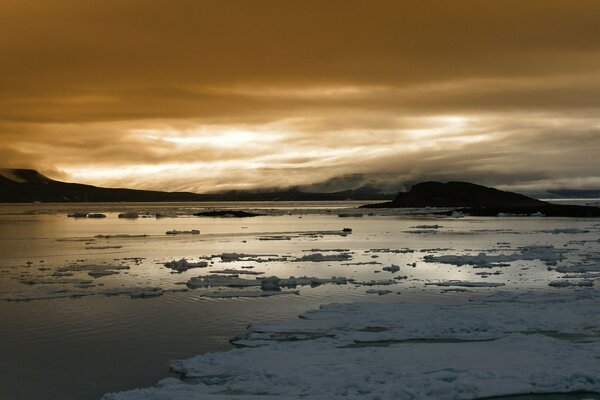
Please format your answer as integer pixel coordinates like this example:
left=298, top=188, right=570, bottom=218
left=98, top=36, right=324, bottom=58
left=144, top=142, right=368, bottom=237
left=103, top=291, right=600, bottom=400
left=425, top=280, right=506, bottom=288
left=424, top=245, right=564, bottom=267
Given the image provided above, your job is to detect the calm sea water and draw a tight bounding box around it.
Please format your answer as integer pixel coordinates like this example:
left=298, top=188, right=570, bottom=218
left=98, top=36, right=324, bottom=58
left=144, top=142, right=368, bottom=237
left=0, top=201, right=599, bottom=399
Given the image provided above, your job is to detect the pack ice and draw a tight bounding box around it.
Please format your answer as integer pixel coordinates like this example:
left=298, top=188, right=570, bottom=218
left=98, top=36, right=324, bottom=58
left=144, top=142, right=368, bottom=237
left=103, top=290, right=600, bottom=399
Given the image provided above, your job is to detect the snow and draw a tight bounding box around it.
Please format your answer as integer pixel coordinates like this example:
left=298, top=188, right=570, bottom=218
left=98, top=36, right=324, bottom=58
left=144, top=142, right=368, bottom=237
left=103, top=290, right=600, bottom=400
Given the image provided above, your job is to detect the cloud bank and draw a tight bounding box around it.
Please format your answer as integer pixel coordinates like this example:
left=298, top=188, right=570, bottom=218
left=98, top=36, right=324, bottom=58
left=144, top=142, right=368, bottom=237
left=1, top=0, right=600, bottom=192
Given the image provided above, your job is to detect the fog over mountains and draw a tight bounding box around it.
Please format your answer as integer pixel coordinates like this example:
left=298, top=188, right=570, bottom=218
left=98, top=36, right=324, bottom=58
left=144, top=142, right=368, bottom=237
left=0, top=169, right=394, bottom=203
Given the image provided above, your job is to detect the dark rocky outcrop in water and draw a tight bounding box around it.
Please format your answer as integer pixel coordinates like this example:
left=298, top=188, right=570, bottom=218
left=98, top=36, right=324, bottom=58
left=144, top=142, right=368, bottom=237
left=193, top=210, right=263, bottom=218
left=362, top=181, right=600, bottom=217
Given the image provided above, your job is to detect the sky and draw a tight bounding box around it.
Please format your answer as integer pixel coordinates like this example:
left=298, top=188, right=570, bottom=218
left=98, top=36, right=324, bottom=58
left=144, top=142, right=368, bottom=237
left=2, top=0, right=600, bottom=193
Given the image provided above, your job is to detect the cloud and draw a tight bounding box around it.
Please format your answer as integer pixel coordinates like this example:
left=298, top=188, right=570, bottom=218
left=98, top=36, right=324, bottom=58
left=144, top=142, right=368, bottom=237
left=1, top=1, right=600, bottom=191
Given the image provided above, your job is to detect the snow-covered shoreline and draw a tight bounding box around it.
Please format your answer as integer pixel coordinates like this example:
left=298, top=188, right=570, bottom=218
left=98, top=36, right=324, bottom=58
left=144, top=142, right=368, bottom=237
left=103, top=289, right=600, bottom=400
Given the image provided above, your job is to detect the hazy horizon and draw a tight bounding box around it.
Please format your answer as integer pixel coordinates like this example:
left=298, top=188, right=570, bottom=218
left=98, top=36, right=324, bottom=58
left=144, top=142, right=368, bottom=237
left=2, top=1, right=600, bottom=193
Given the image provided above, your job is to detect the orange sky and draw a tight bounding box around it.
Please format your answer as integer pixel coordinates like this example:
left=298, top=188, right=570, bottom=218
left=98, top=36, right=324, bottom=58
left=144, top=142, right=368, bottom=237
left=2, top=0, right=600, bottom=193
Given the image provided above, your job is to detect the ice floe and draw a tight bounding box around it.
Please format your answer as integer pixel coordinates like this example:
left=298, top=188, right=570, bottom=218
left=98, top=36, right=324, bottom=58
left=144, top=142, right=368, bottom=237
left=425, top=280, right=506, bottom=288
left=382, top=264, right=400, bottom=273
left=118, top=212, right=139, bottom=219
left=424, top=245, right=564, bottom=267
left=202, top=290, right=300, bottom=299
left=103, top=290, right=600, bottom=400
left=294, top=253, right=352, bottom=262
left=186, top=275, right=261, bottom=289
left=548, top=280, right=595, bottom=288
left=166, top=229, right=200, bottom=235
left=164, top=258, right=209, bottom=273
left=555, top=264, right=600, bottom=273
left=210, top=269, right=265, bottom=276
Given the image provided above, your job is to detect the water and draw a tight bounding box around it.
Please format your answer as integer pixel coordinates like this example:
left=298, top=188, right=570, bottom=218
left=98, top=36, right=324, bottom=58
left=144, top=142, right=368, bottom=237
left=0, top=201, right=599, bottom=399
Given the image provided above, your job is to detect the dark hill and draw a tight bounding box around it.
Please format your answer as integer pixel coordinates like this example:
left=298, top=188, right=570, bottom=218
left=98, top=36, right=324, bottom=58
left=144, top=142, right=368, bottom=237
left=362, top=181, right=600, bottom=217
left=0, top=169, right=209, bottom=202
left=0, top=169, right=394, bottom=203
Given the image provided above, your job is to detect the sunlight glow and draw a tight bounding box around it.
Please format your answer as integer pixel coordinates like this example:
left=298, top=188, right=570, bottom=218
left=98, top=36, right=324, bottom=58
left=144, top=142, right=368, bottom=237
left=135, top=127, right=284, bottom=148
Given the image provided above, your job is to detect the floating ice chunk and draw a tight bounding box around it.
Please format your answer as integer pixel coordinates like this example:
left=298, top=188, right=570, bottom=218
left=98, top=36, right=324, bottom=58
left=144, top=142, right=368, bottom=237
left=94, top=234, right=148, bottom=239
left=405, top=229, right=438, bottom=234
left=85, top=245, right=123, bottom=250
left=118, top=212, right=139, bottom=219
left=194, top=210, right=262, bottom=218
left=203, top=290, right=299, bottom=298
left=555, top=264, right=600, bottom=273
left=260, top=276, right=349, bottom=291
left=294, top=253, right=352, bottom=262
left=186, top=275, right=261, bottom=289
left=562, top=272, right=600, bottom=279
left=540, top=228, right=589, bottom=234
left=0, top=287, right=92, bottom=301
left=127, top=287, right=164, bottom=298
left=425, top=280, right=505, bottom=287
left=382, top=264, right=400, bottom=273
left=530, top=211, right=545, bottom=216
left=58, top=264, right=130, bottom=272
left=164, top=258, right=208, bottom=272
left=215, top=253, right=285, bottom=263
left=425, top=245, right=564, bottom=267
left=166, top=229, right=200, bottom=235
left=337, top=213, right=363, bottom=217
left=306, top=248, right=350, bottom=252
left=86, top=213, right=107, bottom=218
left=365, top=289, right=392, bottom=295
left=0, top=285, right=165, bottom=301
left=451, top=210, right=464, bottom=218
left=548, top=280, right=594, bottom=288
left=413, top=224, right=441, bottom=229
left=67, top=212, right=88, bottom=218
left=368, top=248, right=415, bottom=254
left=353, top=279, right=396, bottom=286
left=88, top=269, right=120, bottom=278
left=210, top=269, right=264, bottom=275
left=258, top=236, right=292, bottom=241
left=20, top=278, right=94, bottom=285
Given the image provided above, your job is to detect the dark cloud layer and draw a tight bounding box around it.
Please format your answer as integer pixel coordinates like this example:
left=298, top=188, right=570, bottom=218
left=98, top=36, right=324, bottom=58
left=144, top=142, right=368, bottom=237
left=1, top=1, right=600, bottom=191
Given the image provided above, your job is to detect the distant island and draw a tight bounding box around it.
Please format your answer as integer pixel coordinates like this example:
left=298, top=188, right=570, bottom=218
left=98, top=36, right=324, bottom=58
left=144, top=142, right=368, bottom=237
left=0, top=168, right=394, bottom=203
left=362, top=181, right=600, bottom=217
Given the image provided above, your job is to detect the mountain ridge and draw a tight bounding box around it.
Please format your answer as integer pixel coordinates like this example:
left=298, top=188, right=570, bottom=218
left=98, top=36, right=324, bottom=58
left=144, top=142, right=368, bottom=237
left=0, top=169, right=395, bottom=203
